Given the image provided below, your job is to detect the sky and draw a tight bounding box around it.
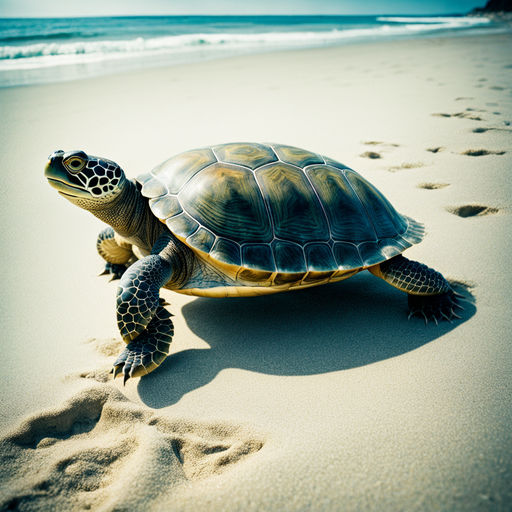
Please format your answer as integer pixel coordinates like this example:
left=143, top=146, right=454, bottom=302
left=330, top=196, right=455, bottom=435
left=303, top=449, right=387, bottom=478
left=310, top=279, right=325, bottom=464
left=0, top=0, right=487, bottom=18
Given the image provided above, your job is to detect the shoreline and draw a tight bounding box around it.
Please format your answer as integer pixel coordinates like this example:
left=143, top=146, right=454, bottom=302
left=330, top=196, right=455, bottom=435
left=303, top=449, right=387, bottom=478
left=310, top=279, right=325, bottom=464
left=1, top=30, right=511, bottom=511
left=0, top=17, right=508, bottom=89
left=1, top=28, right=509, bottom=93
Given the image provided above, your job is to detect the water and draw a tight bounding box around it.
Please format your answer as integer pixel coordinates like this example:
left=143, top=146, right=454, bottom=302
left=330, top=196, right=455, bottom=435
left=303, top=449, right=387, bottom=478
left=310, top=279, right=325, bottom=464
left=0, top=15, right=498, bottom=87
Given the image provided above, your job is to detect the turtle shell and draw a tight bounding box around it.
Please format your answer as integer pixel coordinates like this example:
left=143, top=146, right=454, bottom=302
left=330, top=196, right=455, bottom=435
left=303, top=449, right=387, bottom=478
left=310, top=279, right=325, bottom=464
left=137, top=143, right=424, bottom=280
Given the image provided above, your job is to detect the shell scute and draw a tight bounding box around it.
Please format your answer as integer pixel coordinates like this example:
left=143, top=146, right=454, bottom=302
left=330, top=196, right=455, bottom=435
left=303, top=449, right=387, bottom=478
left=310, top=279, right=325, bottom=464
left=271, top=143, right=324, bottom=168
left=304, top=243, right=336, bottom=271
left=378, top=238, right=408, bottom=259
left=256, top=162, right=329, bottom=244
left=151, top=147, right=217, bottom=195
left=273, top=272, right=305, bottom=286
left=306, top=165, right=376, bottom=242
left=179, top=162, right=272, bottom=244
left=345, top=170, right=407, bottom=238
left=238, top=268, right=273, bottom=283
left=141, top=178, right=167, bottom=198
left=214, top=142, right=277, bottom=169
left=149, top=195, right=181, bottom=220
left=303, top=270, right=335, bottom=283
left=187, top=227, right=215, bottom=254
left=358, top=241, right=385, bottom=267
left=332, top=242, right=364, bottom=270
left=166, top=212, right=199, bottom=239
left=241, top=244, right=276, bottom=272
left=323, top=156, right=349, bottom=170
left=272, top=240, right=307, bottom=273
left=210, top=238, right=241, bottom=267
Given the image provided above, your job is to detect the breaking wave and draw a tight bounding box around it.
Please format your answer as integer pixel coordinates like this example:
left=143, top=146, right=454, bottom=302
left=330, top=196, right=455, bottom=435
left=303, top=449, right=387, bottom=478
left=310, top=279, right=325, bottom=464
left=0, top=16, right=492, bottom=70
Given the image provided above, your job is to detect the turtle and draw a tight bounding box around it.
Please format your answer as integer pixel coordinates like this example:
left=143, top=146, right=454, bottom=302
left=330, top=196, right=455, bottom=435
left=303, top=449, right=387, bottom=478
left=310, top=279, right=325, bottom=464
left=44, top=142, right=462, bottom=383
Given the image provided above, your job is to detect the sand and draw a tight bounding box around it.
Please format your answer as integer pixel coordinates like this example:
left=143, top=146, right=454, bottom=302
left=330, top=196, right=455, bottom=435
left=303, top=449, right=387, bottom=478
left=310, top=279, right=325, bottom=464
left=0, top=32, right=511, bottom=511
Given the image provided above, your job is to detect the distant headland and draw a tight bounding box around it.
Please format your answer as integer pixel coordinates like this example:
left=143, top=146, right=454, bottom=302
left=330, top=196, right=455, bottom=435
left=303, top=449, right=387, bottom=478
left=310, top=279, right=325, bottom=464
left=471, top=0, right=512, bottom=13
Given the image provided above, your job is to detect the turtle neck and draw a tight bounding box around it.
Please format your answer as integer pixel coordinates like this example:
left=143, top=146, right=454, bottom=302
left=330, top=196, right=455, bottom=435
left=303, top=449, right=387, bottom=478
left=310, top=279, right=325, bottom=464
left=89, top=178, right=166, bottom=251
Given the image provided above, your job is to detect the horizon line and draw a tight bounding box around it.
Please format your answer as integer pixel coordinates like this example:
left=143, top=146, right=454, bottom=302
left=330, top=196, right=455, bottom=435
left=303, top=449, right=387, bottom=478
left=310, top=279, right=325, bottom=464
left=0, top=12, right=473, bottom=20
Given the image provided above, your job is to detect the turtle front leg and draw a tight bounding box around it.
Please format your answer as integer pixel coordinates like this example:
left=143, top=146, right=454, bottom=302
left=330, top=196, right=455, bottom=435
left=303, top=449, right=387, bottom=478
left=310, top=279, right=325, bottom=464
left=113, top=306, right=174, bottom=383
left=113, top=251, right=175, bottom=383
left=369, top=254, right=463, bottom=324
left=96, top=227, right=134, bottom=280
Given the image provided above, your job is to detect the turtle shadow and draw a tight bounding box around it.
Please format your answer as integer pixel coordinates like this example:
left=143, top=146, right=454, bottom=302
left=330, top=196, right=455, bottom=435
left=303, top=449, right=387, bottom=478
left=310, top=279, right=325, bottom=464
left=138, top=273, right=475, bottom=408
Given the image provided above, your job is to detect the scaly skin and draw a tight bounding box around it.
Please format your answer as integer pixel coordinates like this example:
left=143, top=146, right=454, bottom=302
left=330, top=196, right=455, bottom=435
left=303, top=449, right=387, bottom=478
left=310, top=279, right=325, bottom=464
left=369, top=255, right=463, bottom=323
left=377, top=254, right=451, bottom=295
left=113, top=232, right=194, bottom=382
left=113, top=306, right=174, bottom=383
left=116, top=254, right=173, bottom=342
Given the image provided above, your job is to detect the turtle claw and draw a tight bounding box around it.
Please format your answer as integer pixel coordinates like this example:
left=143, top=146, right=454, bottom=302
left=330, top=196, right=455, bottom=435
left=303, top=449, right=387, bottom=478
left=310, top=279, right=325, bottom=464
left=112, top=364, right=123, bottom=380
left=407, top=289, right=464, bottom=325
left=112, top=309, right=174, bottom=383
left=100, top=262, right=128, bottom=281
left=440, top=311, right=453, bottom=323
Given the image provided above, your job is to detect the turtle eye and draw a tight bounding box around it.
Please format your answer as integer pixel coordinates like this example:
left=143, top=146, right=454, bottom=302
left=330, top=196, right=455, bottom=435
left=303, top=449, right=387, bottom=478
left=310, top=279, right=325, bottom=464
left=64, top=156, right=86, bottom=173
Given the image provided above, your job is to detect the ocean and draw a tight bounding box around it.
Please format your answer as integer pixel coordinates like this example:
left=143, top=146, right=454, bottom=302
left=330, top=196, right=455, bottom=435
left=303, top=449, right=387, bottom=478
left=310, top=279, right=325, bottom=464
left=0, top=14, right=499, bottom=87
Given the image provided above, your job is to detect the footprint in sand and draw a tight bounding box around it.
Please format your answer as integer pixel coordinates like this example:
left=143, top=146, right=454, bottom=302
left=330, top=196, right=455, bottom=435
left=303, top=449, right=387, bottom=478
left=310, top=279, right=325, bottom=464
left=455, top=97, right=474, bottom=101
left=417, top=183, right=450, bottom=190
left=387, top=162, right=424, bottom=172
left=471, top=127, right=512, bottom=133
left=489, top=85, right=505, bottom=91
left=85, top=337, right=125, bottom=358
left=460, top=149, right=506, bottom=157
left=360, top=142, right=400, bottom=160
left=360, top=151, right=381, bottom=159
left=426, top=147, right=444, bottom=153
left=432, top=112, right=484, bottom=121
left=362, top=141, right=400, bottom=147
left=65, top=338, right=128, bottom=383
left=0, top=385, right=264, bottom=511
left=446, top=205, right=500, bottom=218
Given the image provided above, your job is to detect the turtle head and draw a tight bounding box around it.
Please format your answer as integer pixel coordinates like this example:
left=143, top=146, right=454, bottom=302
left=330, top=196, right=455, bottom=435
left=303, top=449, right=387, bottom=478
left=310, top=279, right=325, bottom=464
left=45, top=150, right=126, bottom=209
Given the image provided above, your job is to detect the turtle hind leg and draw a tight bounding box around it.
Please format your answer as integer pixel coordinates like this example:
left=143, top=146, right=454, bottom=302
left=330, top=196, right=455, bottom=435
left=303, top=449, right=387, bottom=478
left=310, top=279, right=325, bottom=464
left=113, top=306, right=174, bottom=384
left=407, top=292, right=463, bottom=325
left=369, top=254, right=463, bottom=324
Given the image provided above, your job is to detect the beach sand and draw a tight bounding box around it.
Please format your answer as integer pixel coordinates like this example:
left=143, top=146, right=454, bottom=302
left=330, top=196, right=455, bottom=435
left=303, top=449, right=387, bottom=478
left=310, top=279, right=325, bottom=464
left=0, top=32, right=511, bottom=511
